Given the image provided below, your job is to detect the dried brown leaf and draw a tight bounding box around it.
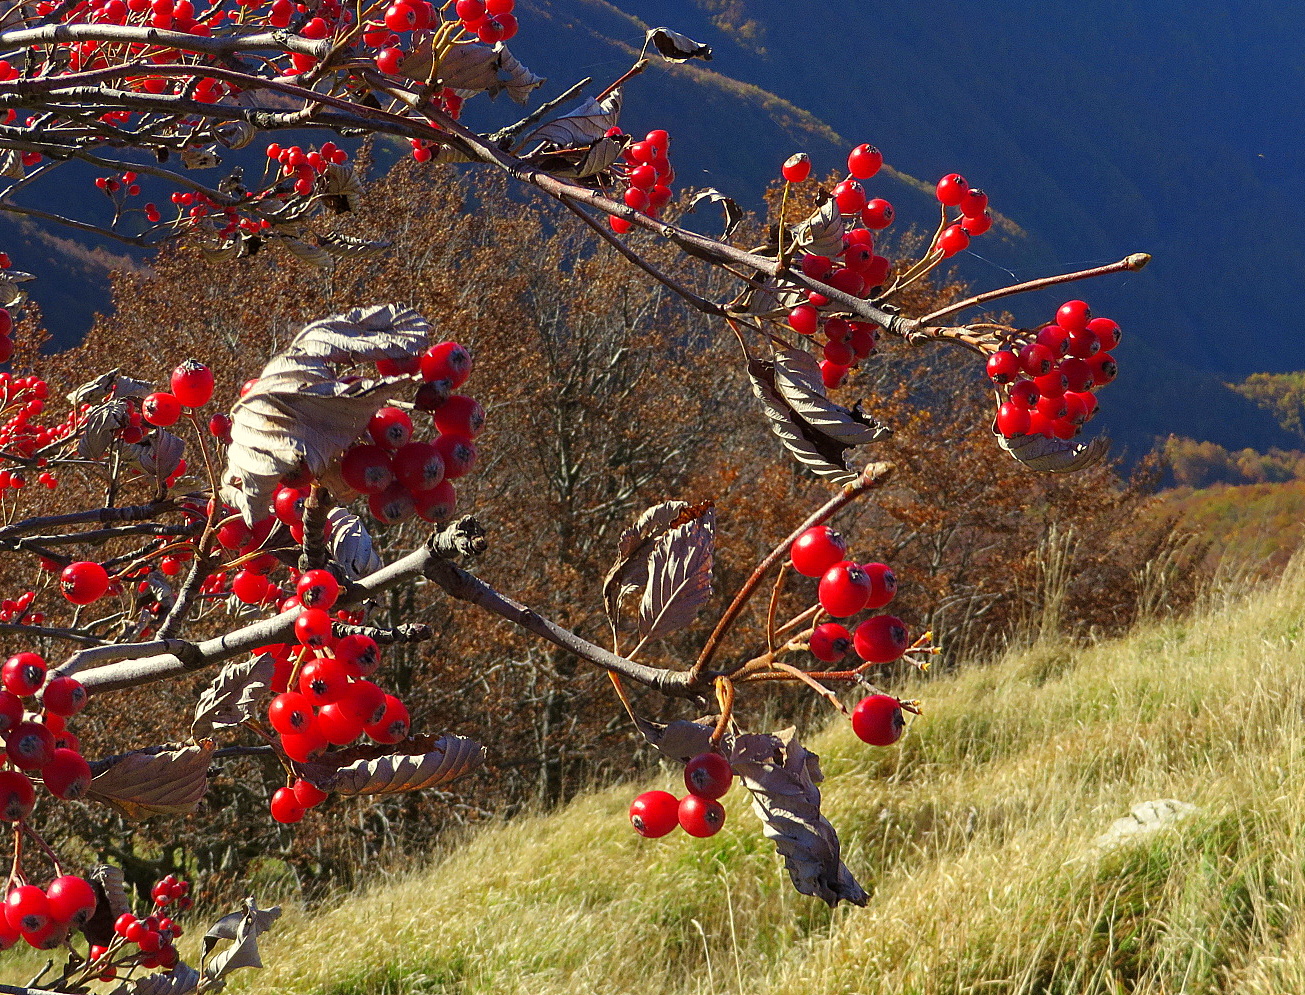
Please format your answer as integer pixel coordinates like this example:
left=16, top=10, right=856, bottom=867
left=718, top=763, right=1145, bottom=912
left=327, top=507, right=382, bottom=579
left=129, top=962, right=200, bottom=995
left=202, top=899, right=280, bottom=984
left=632, top=714, right=716, bottom=762
left=772, top=348, right=889, bottom=446
left=525, top=90, right=622, bottom=148
left=748, top=358, right=859, bottom=485
left=645, top=26, right=713, bottom=62
left=996, top=428, right=1109, bottom=471
left=638, top=507, right=715, bottom=641
left=192, top=653, right=275, bottom=739
left=790, top=197, right=844, bottom=259
left=729, top=728, right=867, bottom=907
left=294, top=734, right=485, bottom=795
left=686, top=188, right=743, bottom=240
left=86, top=743, right=213, bottom=820
left=77, top=399, right=130, bottom=459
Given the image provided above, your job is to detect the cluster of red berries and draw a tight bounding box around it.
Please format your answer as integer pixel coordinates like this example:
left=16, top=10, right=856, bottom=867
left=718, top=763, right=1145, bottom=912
left=987, top=300, right=1120, bottom=440
left=1, top=873, right=97, bottom=952
left=790, top=525, right=911, bottom=666
left=0, top=364, right=72, bottom=465
left=0, top=590, right=42, bottom=625
left=780, top=144, right=897, bottom=390
left=93, top=170, right=141, bottom=199
left=73, top=875, right=192, bottom=978
left=0, top=652, right=91, bottom=813
left=261, top=580, right=411, bottom=822
left=373, top=0, right=518, bottom=80
left=609, top=129, right=676, bottom=234
left=336, top=340, right=479, bottom=525
left=266, top=141, right=350, bottom=197
left=629, top=751, right=732, bottom=840
left=451, top=0, right=517, bottom=41
left=931, top=171, right=994, bottom=257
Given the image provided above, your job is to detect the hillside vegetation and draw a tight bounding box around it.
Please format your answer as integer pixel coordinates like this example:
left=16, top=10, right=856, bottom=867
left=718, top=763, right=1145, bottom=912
left=176, top=557, right=1305, bottom=995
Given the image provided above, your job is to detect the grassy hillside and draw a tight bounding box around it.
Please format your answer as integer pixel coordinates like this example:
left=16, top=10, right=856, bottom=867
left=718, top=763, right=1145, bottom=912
left=1156, top=479, right=1305, bottom=573
left=133, top=557, right=1305, bottom=995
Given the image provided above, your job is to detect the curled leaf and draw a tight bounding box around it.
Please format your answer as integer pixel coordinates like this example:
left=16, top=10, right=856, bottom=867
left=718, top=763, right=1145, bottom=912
left=294, top=734, right=485, bottom=795
left=492, top=43, right=545, bottom=104
left=633, top=714, right=715, bottom=762
left=790, top=198, right=845, bottom=260
left=202, top=899, right=281, bottom=983
left=729, top=727, right=867, bottom=907
left=603, top=500, right=692, bottom=633
left=645, top=26, right=713, bottom=62
left=327, top=507, right=382, bottom=580
left=523, top=136, right=623, bottom=180
left=430, top=41, right=544, bottom=105
left=213, top=120, right=255, bottom=150
left=639, top=506, right=715, bottom=641
left=192, top=653, right=275, bottom=739
left=996, top=428, right=1109, bottom=471
left=128, top=428, right=186, bottom=478
left=68, top=369, right=154, bottom=408
left=86, top=742, right=214, bottom=820
left=771, top=348, right=888, bottom=446
left=77, top=399, right=130, bottom=459
left=221, top=305, right=430, bottom=523
left=129, top=962, right=200, bottom=995
left=281, top=237, right=334, bottom=269
left=81, top=864, right=130, bottom=947
left=318, top=233, right=391, bottom=258
left=321, top=163, right=362, bottom=213
left=524, top=89, right=622, bottom=148
left=686, top=188, right=743, bottom=241
left=0, top=268, right=35, bottom=307
left=180, top=146, right=221, bottom=170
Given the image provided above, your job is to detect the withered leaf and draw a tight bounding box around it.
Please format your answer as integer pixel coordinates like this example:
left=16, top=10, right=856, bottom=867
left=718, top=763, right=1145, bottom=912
left=128, top=962, right=200, bottom=995
left=321, top=162, right=362, bottom=213
left=633, top=714, right=716, bottom=762
left=603, top=500, right=690, bottom=634
left=213, top=119, right=255, bottom=150
left=639, top=506, right=715, bottom=642
left=192, top=653, right=275, bottom=739
left=318, top=233, right=391, bottom=258
left=280, top=237, right=334, bottom=269
left=0, top=269, right=32, bottom=308
left=729, top=727, right=867, bottom=908
left=77, top=399, right=131, bottom=459
left=221, top=305, right=429, bottom=523
left=645, top=26, right=713, bottom=62
left=180, top=146, right=221, bottom=170
left=428, top=41, right=543, bottom=105
left=524, top=89, right=622, bottom=148
left=202, top=899, right=281, bottom=984
left=996, top=428, right=1109, bottom=472
left=128, top=428, right=186, bottom=479
left=81, top=864, right=130, bottom=947
left=686, top=188, right=744, bottom=241
left=86, top=742, right=214, bottom=820
left=0, top=148, right=22, bottom=179
left=790, top=197, right=845, bottom=260
left=749, top=357, right=861, bottom=485
left=772, top=348, right=889, bottom=446
left=68, top=369, right=154, bottom=408
left=327, top=507, right=382, bottom=580
left=492, top=43, right=545, bottom=104
left=293, top=734, right=485, bottom=795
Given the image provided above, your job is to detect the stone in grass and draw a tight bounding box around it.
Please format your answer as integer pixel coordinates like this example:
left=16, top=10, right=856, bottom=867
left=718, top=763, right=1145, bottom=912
left=1090, top=799, right=1199, bottom=853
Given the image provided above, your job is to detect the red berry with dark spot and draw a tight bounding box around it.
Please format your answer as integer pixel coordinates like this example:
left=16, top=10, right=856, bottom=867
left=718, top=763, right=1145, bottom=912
left=862, top=562, right=897, bottom=610
left=861, top=199, right=894, bottom=229
left=1067, top=327, right=1101, bottom=359
left=296, top=569, right=339, bottom=610
left=45, top=876, right=96, bottom=926
left=629, top=789, right=679, bottom=838
left=832, top=179, right=867, bottom=215
left=298, top=655, right=348, bottom=704
left=341, top=444, right=394, bottom=495
left=60, top=561, right=109, bottom=605
left=1056, top=300, right=1092, bottom=332
left=1088, top=316, right=1122, bottom=350
left=414, top=480, right=456, bottom=523
left=433, top=395, right=485, bottom=438
left=391, top=442, right=445, bottom=492
left=1035, top=324, right=1070, bottom=358
left=684, top=752, right=732, bottom=799
left=0, top=693, right=21, bottom=737
left=853, top=615, right=910, bottom=663
left=420, top=341, right=472, bottom=388
left=1059, top=357, right=1094, bottom=393
left=986, top=350, right=1020, bottom=384
left=851, top=694, right=905, bottom=746
left=368, top=406, right=413, bottom=450
left=5, top=885, right=50, bottom=933
left=43, top=749, right=91, bottom=800
left=41, top=677, right=86, bottom=717
left=959, top=188, right=988, bottom=217
left=1088, top=351, right=1118, bottom=386
left=678, top=794, right=725, bottom=837
left=142, top=392, right=182, bottom=427
left=818, top=561, right=872, bottom=618
left=295, top=608, right=334, bottom=648
left=847, top=143, right=882, bottom=179
left=996, top=401, right=1030, bottom=437
left=432, top=434, right=476, bottom=479
left=334, top=634, right=380, bottom=677
left=0, top=770, right=34, bottom=821
left=6, top=721, right=54, bottom=770
left=936, top=224, right=968, bottom=257
left=369, top=481, right=417, bottom=523
left=1019, top=342, right=1055, bottom=377
left=364, top=694, right=410, bottom=744
left=169, top=360, right=214, bottom=408
left=935, top=173, right=967, bottom=206
left=789, top=526, right=847, bottom=578
left=809, top=622, right=851, bottom=663
left=780, top=153, right=810, bottom=183
left=2, top=652, right=44, bottom=696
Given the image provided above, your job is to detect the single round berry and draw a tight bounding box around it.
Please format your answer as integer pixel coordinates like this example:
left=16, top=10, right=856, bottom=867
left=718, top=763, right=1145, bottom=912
left=316, top=701, right=365, bottom=745
left=0, top=770, right=34, bottom=821
left=853, top=615, right=910, bottom=663
left=1088, top=316, right=1122, bottom=350
left=4, top=885, right=50, bottom=934
left=1088, top=351, right=1118, bottom=386
left=433, top=395, right=486, bottom=439
left=142, top=391, right=182, bottom=427
left=809, top=622, right=851, bottom=663
left=369, top=481, right=417, bottom=524
left=789, top=526, right=848, bottom=578
left=0, top=691, right=19, bottom=736
left=847, top=143, right=883, bottom=179
left=364, top=694, right=410, bottom=744
left=861, top=198, right=894, bottom=229
left=334, top=633, right=380, bottom=677
left=678, top=794, right=726, bottom=838
left=421, top=341, right=472, bottom=387
left=986, top=350, right=1020, bottom=384
left=340, top=444, right=395, bottom=495
left=629, top=789, right=679, bottom=838
left=292, top=778, right=329, bottom=809
left=6, top=720, right=55, bottom=770
left=1019, top=342, right=1055, bottom=378
left=368, top=406, right=413, bottom=450
left=60, top=561, right=109, bottom=605
left=433, top=434, right=476, bottom=479
left=268, top=691, right=316, bottom=736
left=832, top=179, right=867, bottom=215
left=851, top=694, right=905, bottom=746
left=43, top=748, right=91, bottom=800
left=298, top=656, right=349, bottom=704
left=169, top=360, right=214, bottom=408
left=42, top=676, right=86, bottom=717
left=339, top=679, right=386, bottom=725
left=787, top=304, right=820, bottom=337
left=1035, top=324, right=1070, bottom=358
left=280, top=728, right=327, bottom=764
left=996, top=401, right=1031, bottom=437
left=269, top=786, right=305, bottom=824
left=45, top=876, right=96, bottom=927
left=392, top=442, right=446, bottom=492
left=296, top=569, right=340, bottom=610
left=936, top=224, right=969, bottom=257
left=684, top=752, right=732, bottom=800
left=780, top=153, right=811, bottom=183
left=1056, top=300, right=1092, bottom=332
left=935, top=173, right=968, bottom=206
left=959, top=188, right=988, bottom=217
left=818, top=561, right=872, bottom=618
left=862, top=562, right=897, bottom=610
left=2, top=652, right=44, bottom=697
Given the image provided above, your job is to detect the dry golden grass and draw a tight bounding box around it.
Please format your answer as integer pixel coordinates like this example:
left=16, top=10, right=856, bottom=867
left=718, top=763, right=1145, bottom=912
left=13, top=554, right=1305, bottom=994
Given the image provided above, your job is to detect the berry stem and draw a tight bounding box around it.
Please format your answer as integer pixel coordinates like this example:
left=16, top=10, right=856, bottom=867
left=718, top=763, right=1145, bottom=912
left=916, top=253, right=1151, bottom=326
left=766, top=561, right=790, bottom=655
left=688, top=461, right=893, bottom=685
left=767, top=661, right=848, bottom=715
left=709, top=676, right=734, bottom=746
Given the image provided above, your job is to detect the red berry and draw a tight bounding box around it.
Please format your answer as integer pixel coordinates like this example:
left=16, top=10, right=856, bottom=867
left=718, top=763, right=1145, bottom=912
left=391, top=441, right=445, bottom=492
left=862, top=562, right=897, bottom=610
left=41, top=677, right=86, bottom=717
left=364, top=694, right=410, bottom=744
left=414, top=480, right=456, bottom=523
left=818, top=561, right=872, bottom=618
left=316, top=701, right=365, bottom=745
left=375, top=46, right=402, bottom=74
left=847, top=143, right=882, bottom=179
left=787, top=304, right=820, bottom=336
left=820, top=361, right=849, bottom=390
left=684, top=752, right=732, bottom=800
left=1056, top=300, right=1092, bottom=332
left=935, top=173, right=968, bottom=206
left=1066, top=327, right=1101, bottom=359
left=1035, top=324, right=1070, bottom=358
left=780, top=153, right=811, bottom=183
left=113, top=913, right=137, bottom=937
left=60, top=561, right=109, bottom=605
left=294, top=608, right=333, bottom=648
left=231, top=569, right=269, bottom=606
left=45, top=876, right=96, bottom=926
left=996, top=401, right=1031, bottom=437
left=384, top=2, right=416, bottom=31
left=1059, top=357, right=1094, bottom=393
left=142, top=392, right=182, bottom=427
left=296, top=569, right=339, bottom=610
left=1010, top=379, right=1040, bottom=409
left=851, top=694, right=905, bottom=746
left=789, top=526, right=848, bottom=578
left=5, top=885, right=50, bottom=933
left=368, top=406, right=413, bottom=450
left=0, top=770, right=34, bottom=821
left=832, top=179, right=867, bottom=215
left=1019, top=342, right=1055, bottom=378
left=853, top=615, right=909, bottom=663
left=986, top=350, right=1020, bottom=384
left=339, top=679, right=386, bottom=725
left=299, top=656, right=348, bottom=704
left=1034, top=369, right=1069, bottom=398
left=334, top=633, right=380, bottom=677
left=678, top=794, right=726, bottom=838
left=809, top=622, right=851, bottom=663
left=958, top=188, right=988, bottom=217
left=269, top=692, right=316, bottom=736
left=292, top=778, right=328, bottom=809
left=6, top=720, right=55, bottom=770
left=0, top=692, right=19, bottom=736
left=43, top=749, right=91, bottom=800
left=369, top=481, right=416, bottom=524
left=420, top=341, right=472, bottom=387
left=414, top=379, right=451, bottom=412
left=629, top=789, right=679, bottom=838
left=1088, top=351, right=1118, bottom=386
left=169, top=360, right=214, bottom=408
left=433, top=395, right=485, bottom=439
left=861, top=199, right=894, bottom=229
left=208, top=412, right=232, bottom=443
left=1036, top=392, right=1068, bottom=420
left=1088, top=316, right=1122, bottom=350
left=341, top=444, right=394, bottom=495
left=961, top=211, right=993, bottom=236
left=2, top=652, right=44, bottom=696
left=270, top=786, right=305, bottom=824
left=432, top=434, right=476, bottom=479
left=279, top=728, right=327, bottom=764
left=936, top=224, right=969, bottom=257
